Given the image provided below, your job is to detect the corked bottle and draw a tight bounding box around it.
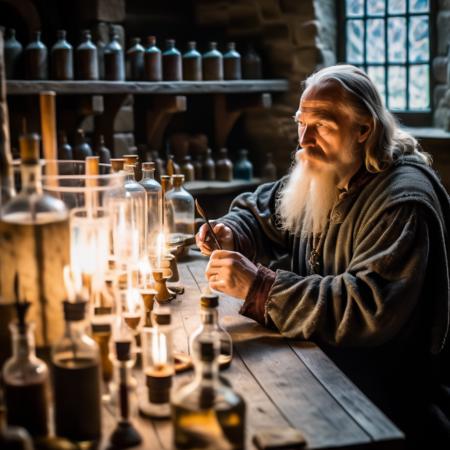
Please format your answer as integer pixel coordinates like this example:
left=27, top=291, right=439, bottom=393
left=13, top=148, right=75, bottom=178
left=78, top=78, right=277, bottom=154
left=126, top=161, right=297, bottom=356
left=143, top=36, right=162, bottom=81
left=76, top=30, right=98, bottom=80
left=127, top=37, right=144, bottom=80
left=202, top=42, right=223, bottom=81
left=182, top=41, right=202, bottom=81
left=73, top=129, right=93, bottom=160
left=262, top=152, right=277, bottom=181
left=95, top=135, right=111, bottom=164
left=242, top=44, right=262, bottom=79
left=216, top=148, right=233, bottom=181
left=223, top=42, right=241, bottom=80
left=25, top=31, right=47, bottom=80
left=202, top=149, right=216, bottom=181
left=166, top=154, right=181, bottom=176
left=180, top=155, right=195, bottom=182
left=57, top=131, right=73, bottom=160
left=4, top=29, right=23, bottom=79
left=162, top=39, right=182, bottom=81
left=51, top=30, right=73, bottom=80
left=104, top=31, right=125, bottom=81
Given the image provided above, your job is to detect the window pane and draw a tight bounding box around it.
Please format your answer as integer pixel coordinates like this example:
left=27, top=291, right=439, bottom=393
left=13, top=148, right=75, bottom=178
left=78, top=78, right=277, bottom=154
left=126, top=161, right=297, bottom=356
left=388, top=0, right=406, bottom=14
left=347, top=20, right=365, bottom=64
left=388, top=17, right=406, bottom=62
left=410, top=0, right=429, bottom=13
left=409, top=16, right=429, bottom=62
left=409, top=65, right=429, bottom=109
left=388, top=66, right=406, bottom=110
left=367, top=0, right=385, bottom=16
left=367, top=19, right=385, bottom=62
left=367, top=66, right=386, bottom=105
left=346, top=0, right=364, bottom=17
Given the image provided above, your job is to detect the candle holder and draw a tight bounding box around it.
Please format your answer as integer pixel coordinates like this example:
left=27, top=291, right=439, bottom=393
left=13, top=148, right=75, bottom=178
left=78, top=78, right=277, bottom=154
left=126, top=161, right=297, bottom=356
left=152, top=270, right=176, bottom=303
left=140, top=288, right=157, bottom=327
left=162, top=253, right=179, bottom=282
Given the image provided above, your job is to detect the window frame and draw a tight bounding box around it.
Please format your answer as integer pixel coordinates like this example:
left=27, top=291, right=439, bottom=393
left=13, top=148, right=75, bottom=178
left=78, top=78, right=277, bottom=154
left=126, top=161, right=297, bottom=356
left=337, top=0, right=436, bottom=127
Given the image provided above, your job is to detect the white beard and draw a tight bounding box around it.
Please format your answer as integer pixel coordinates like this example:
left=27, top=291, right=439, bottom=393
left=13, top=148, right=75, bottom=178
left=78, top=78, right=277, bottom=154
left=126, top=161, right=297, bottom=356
left=277, top=161, right=338, bottom=236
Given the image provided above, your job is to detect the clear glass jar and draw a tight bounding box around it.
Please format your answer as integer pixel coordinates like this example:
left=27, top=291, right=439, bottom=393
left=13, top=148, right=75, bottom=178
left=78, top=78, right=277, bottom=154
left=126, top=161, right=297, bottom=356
left=140, top=162, right=162, bottom=260
left=189, top=293, right=232, bottom=369
left=165, top=174, right=195, bottom=246
left=172, top=339, right=246, bottom=450
left=3, top=322, right=49, bottom=437
left=51, top=301, right=102, bottom=443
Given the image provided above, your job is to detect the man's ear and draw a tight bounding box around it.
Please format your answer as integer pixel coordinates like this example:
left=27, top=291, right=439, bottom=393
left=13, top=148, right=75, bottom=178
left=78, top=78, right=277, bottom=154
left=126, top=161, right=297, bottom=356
left=357, top=121, right=372, bottom=143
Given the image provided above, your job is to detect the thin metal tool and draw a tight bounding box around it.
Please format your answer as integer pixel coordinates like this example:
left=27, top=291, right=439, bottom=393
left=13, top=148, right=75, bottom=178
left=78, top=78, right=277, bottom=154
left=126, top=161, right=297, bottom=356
left=195, top=199, right=222, bottom=250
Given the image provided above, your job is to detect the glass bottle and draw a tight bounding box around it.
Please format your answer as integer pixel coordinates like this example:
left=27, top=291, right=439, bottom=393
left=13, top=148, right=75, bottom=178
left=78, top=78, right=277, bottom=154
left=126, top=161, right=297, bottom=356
left=76, top=30, right=98, bottom=80
left=57, top=131, right=73, bottom=160
left=180, top=155, right=195, bottom=182
left=51, top=30, right=73, bottom=80
left=165, top=174, right=195, bottom=245
left=0, top=132, right=69, bottom=347
left=104, top=31, right=125, bottom=81
left=216, top=148, right=233, bottom=181
left=144, top=36, right=162, bottom=81
left=140, top=162, right=162, bottom=260
left=3, top=320, right=49, bottom=437
left=193, top=153, right=203, bottom=180
left=262, top=152, right=277, bottom=181
left=167, top=153, right=181, bottom=176
left=4, top=28, right=23, bottom=79
left=162, top=39, right=182, bottom=81
left=183, top=41, right=202, bottom=81
left=139, top=308, right=174, bottom=418
left=202, top=42, right=223, bottom=81
left=203, top=148, right=216, bottom=181
left=242, top=44, right=262, bottom=79
left=52, top=301, right=102, bottom=443
left=234, top=149, right=253, bottom=181
left=189, top=293, right=232, bottom=369
left=127, top=37, right=144, bottom=81
left=95, top=134, right=111, bottom=164
left=25, top=31, right=47, bottom=80
left=73, top=128, right=93, bottom=160
left=172, top=339, right=246, bottom=450
left=224, top=42, right=241, bottom=80
left=151, top=150, right=165, bottom=180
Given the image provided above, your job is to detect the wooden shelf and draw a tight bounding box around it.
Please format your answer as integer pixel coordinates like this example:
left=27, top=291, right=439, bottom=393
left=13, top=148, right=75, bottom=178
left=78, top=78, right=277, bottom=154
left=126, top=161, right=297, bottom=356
left=6, top=79, right=288, bottom=95
left=185, top=178, right=263, bottom=196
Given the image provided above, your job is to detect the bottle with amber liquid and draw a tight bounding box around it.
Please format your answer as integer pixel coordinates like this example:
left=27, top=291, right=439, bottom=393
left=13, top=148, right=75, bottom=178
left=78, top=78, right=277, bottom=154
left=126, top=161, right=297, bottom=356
left=172, top=338, right=246, bottom=449
left=52, top=301, right=102, bottom=443
left=3, top=300, right=49, bottom=438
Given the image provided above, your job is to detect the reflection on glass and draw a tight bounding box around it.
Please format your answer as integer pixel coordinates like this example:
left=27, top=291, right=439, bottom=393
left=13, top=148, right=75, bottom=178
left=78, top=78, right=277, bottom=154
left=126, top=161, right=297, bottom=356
left=367, top=19, right=385, bottom=63
left=388, top=66, right=406, bottom=110
left=410, top=0, right=429, bottom=13
left=409, top=16, right=429, bottom=63
left=346, top=0, right=364, bottom=17
left=367, top=0, right=385, bottom=16
left=410, top=65, right=429, bottom=109
left=347, top=20, right=364, bottom=64
left=388, top=0, right=406, bottom=14
left=388, top=17, right=406, bottom=62
left=367, top=66, right=386, bottom=104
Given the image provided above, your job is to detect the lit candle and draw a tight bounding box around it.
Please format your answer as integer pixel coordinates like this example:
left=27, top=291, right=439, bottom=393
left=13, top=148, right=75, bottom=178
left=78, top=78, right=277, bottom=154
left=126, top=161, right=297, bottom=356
left=156, top=232, right=166, bottom=269
left=139, top=257, right=153, bottom=288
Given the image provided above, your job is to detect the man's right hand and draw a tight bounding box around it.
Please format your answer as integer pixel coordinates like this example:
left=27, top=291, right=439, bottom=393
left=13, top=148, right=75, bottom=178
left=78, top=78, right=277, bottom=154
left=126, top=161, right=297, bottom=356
left=195, top=221, right=234, bottom=255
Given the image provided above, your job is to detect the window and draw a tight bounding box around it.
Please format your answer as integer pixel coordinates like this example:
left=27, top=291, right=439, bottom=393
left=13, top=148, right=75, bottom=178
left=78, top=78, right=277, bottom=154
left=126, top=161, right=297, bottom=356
left=342, top=0, right=431, bottom=114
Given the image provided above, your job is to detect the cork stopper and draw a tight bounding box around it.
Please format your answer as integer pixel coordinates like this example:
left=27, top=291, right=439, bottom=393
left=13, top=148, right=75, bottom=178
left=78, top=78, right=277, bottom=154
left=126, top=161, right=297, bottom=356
left=110, top=158, right=125, bottom=172
left=142, top=161, right=155, bottom=171
left=152, top=307, right=171, bottom=326
left=63, top=300, right=87, bottom=322
left=200, top=294, right=219, bottom=309
left=172, top=174, right=185, bottom=187
left=123, top=154, right=138, bottom=166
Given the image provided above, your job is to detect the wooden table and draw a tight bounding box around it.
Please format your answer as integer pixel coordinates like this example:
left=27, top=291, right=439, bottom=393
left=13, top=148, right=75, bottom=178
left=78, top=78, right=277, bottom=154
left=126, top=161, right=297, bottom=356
left=101, top=251, right=405, bottom=450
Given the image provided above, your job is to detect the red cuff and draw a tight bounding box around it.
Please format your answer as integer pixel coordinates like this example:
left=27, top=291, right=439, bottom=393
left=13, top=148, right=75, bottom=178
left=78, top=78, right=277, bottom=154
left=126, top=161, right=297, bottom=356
left=240, top=264, right=276, bottom=325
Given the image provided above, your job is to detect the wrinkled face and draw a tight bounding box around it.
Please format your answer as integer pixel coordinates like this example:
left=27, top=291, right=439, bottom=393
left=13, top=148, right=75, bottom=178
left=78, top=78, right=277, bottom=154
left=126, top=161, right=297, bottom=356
left=294, top=83, right=369, bottom=185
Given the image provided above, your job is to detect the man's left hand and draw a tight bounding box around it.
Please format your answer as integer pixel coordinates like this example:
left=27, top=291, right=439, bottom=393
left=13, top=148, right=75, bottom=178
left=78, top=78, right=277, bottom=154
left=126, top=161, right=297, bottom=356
left=205, top=250, right=258, bottom=300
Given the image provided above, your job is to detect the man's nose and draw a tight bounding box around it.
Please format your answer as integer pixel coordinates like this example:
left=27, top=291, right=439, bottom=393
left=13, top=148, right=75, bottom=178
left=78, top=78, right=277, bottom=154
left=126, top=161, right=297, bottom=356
left=299, top=125, right=316, bottom=147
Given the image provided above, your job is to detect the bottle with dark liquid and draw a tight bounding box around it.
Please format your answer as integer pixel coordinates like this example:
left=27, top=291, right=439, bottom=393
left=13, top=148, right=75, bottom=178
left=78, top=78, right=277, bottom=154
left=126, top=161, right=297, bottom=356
left=234, top=149, right=253, bottom=181
left=76, top=30, right=98, bottom=80
left=24, top=31, right=48, bottom=80
left=224, top=42, right=241, bottom=80
left=104, top=31, right=125, bottom=81
left=57, top=131, right=73, bottom=160
left=162, top=39, right=182, bottom=81
left=202, top=148, right=216, bottom=181
left=52, top=300, right=102, bottom=443
left=51, top=30, right=73, bottom=80
left=3, top=321, right=49, bottom=437
left=183, top=41, right=202, bottom=81
left=73, top=128, right=93, bottom=160
left=216, top=148, right=233, bottom=181
left=127, top=37, right=145, bottom=80
left=189, top=293, right=232, bottom=369
left=144, top=36, right=162, bottom=81
left=202, top=42, right=223, bottom=81
left=4, top=29, right=23, bottom=79
left=172, top=339, right=246, bottom=449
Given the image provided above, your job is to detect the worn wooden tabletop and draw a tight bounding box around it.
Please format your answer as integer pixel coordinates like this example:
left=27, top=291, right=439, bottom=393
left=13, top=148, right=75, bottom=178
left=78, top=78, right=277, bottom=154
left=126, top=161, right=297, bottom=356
left=101, top=251, right=404, bottom=450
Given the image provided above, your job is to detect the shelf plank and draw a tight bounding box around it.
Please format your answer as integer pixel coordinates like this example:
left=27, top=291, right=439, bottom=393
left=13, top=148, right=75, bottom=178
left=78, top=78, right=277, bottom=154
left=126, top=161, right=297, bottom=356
left=6, top=79, right=289, bottom=95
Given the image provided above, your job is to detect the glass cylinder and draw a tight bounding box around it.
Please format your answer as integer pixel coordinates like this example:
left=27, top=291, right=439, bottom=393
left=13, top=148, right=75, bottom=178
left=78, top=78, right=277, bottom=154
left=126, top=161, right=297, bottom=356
left=165, top=174, right=195, bottom=246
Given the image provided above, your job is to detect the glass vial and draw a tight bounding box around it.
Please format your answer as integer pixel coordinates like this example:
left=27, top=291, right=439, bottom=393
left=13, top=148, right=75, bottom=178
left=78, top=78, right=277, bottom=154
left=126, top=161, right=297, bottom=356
left=51, top=30, right=73, bottom=80
left=234, top=149, right=253, bottom=181
left=127, top=37, right=145, bottom=81
left=76, top=30, right=98, bottom=80
left=25, top=31, right=47, bottom=80
left=4, top=28, right=23, bottom=79
left=143, top=36, right=162, bottom=81
left=202, top=42, right=223, bottom=81
left=224, top=42, right=241, bottom=80
left=183, top=41, right=202, bottom=81
left=162, top=39, right=182, bottom=81
left=104, top=31, right=125, bottom=81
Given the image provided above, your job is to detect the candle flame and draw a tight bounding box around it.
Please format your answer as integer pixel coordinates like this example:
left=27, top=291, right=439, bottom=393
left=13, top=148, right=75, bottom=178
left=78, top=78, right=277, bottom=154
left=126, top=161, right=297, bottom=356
left=156, top=232, right=166, bottom=269
left=152, top=329, right=167, bottom=367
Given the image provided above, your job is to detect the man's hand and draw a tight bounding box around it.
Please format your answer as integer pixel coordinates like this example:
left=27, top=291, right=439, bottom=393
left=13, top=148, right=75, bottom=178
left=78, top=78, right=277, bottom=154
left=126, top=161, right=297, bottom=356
left=196, top=222, right=234, bottom=255
left=205, top=250, right=258, bottom=300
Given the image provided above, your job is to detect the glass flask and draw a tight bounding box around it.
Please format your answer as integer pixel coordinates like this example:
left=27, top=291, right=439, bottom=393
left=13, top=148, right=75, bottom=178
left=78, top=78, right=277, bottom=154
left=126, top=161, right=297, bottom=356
left=0, top=132, right=69, bottom=347
left=140, top=162, right=162, bottom=260
left=172, top=339, right=246, bottom=450
left=139, top=307, right=174, bottom=418
left=3, top=320, right=49, bottom=437
left=51, top=300, right=102, bottom=443
left=189, top=293, right=232, bottom=369
left=234, top=149, right=253, bottom=181
left=165, top=174, right=195, bottom=246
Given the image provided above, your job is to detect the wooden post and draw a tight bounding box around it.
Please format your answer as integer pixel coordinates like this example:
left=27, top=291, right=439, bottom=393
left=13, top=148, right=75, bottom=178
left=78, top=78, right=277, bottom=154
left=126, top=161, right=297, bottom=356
left=0, top=27, right=15, bottom=204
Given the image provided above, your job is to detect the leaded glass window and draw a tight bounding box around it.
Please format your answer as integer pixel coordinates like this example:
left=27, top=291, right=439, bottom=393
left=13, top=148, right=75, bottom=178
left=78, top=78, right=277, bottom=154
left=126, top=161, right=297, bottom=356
left=343, top=0, right=431, bottom=111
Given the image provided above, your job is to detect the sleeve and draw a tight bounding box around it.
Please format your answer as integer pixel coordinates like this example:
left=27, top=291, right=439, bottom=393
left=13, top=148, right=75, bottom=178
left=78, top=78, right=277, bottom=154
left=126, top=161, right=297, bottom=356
left=219, top=178, right=290, bottom=268
left=264, top=204, right=431, bottom=347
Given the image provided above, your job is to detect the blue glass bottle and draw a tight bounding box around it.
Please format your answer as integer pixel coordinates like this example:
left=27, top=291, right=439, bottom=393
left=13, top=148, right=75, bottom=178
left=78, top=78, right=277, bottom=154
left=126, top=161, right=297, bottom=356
left=234, top=149, right=253, bottom=181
